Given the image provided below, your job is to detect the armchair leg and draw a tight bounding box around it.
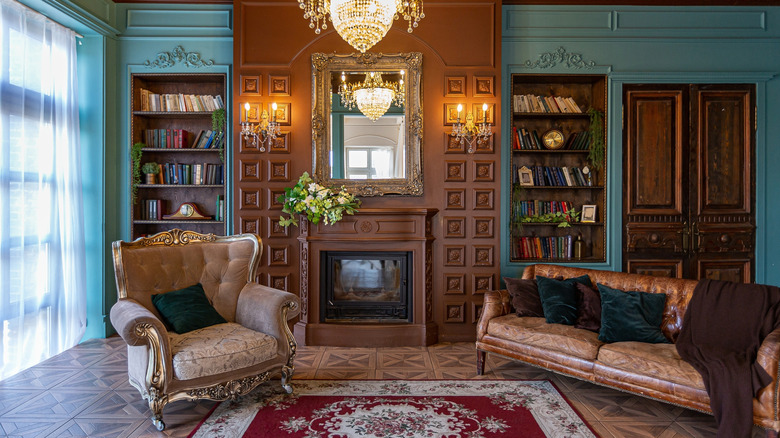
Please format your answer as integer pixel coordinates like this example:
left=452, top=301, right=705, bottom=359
left=281, top=365, right=294, bottom=394
left=476, top=350, right=486, bottom=376
left=147, top=388, right=167, bottom=431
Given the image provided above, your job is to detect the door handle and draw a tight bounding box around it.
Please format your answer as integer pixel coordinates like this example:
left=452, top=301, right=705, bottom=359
left=678, top=221, right=689, bottom=252
left=691, top=221, right=700, bottom=253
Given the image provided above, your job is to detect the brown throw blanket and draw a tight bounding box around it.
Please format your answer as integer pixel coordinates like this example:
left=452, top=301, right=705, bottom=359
left=676, top=278, right=780, bottom=438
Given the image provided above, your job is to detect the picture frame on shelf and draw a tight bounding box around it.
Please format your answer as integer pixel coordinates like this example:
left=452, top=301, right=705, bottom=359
left=581, top=204, right=597, bottom=223
left=518, top=166, right=534, bottom=186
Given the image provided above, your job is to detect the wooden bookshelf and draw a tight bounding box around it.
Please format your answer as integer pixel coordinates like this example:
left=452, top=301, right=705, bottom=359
left=130, top=73, right=227, bottom=239
left=509, top=74, right=607, bottom=263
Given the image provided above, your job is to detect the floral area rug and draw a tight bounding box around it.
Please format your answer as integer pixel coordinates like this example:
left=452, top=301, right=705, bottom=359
left=189, top=380, right=598, bottom=438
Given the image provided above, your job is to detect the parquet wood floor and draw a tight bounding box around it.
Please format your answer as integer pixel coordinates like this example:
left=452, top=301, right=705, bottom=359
left=0, top=337, right=766, bottom=437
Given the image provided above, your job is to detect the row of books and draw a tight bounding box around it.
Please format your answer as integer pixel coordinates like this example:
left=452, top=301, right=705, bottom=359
left=138, top=89, right=224, bottom=112
left=512, top=127, right=590, bottom=151
left=156, top=163, right=224, bottom=185
left=214, top=195, right=225, bottom=222
left=191, top=130, right=225, bottom=149
left=515, top=235, right=576, bottom=260
left=142, top=129, right=189, bottom=149
left=140, top=199, right=164, bottom=220
left=515, top=164, right=593, bottom=187
left=513, top=94, right=582, bottom=114
left=513, top=200, right=575, bottom=219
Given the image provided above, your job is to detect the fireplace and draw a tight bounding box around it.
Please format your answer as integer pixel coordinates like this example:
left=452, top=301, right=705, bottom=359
left=321, top=251, right=412, bottom=322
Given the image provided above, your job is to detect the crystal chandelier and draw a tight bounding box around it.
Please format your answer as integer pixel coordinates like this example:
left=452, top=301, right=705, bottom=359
left=298, top=0, right=425, bottom=53
left=339, top=71, right=404, bottom=121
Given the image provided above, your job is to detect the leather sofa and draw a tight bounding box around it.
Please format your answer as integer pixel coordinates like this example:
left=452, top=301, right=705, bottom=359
left=475, top=264, right=780, bottom=436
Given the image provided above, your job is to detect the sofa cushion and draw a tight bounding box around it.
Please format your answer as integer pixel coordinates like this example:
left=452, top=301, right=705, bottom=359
left=504, top=277, right=544, bottom=317
left=598, top=284, right=670, bottom=344
left=537, top=275, right=593, bottom=325
left=574, top=283, right=601, bottom=333
left=169, top=322, right=277, bottom=380
left=596, top=341, right=705, bottom=390
left=152, top=283, right=227, bottom=334
left=487, top=314, right=603, bottom=360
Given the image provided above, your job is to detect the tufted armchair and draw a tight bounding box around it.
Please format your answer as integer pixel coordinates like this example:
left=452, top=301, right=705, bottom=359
left=109, top=229, right=299, bottom=431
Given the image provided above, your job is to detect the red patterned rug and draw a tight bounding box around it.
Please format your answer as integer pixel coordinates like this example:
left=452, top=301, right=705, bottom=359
left=189, top=380, right=598, bottom=437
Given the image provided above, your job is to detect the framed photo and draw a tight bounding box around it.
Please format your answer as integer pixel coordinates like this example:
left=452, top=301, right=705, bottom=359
left=473, top=103, right=494, bottom=124
left=240, top=75, right=261, bottom=96
left=445, top=76, right=466, bottom=97
left=518, top=166, right=534, bottom=186
left=581, top=204, right=597, bottom=223
left=270, top=102, right=290, bottom=125
left=444, top=103, right=462, bottom=125
left=268, top=75, right=290, bottom=96
left=473, top=76, right=494, bottom=97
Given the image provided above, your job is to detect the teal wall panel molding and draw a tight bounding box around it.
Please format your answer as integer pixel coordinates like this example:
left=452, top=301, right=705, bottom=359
left=143, top=45, right=215, bottom=69
left=519, top=46, right=597, bottom=70
left=501, top=5, right=780, bottom=286
left=16, top=0, right=119, bottom=36
left=117, top=4, right=232, bottom=37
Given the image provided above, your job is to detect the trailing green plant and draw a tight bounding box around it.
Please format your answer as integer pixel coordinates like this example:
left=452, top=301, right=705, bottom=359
left=518, top=210, right=581, bottom=228
left=142, top=162, right=160, bottom=174
left=211, top=108, right=226, bottom=162
left=130, top=142, right=145, bottom=203
left=587, top=108, right=605, bottom=170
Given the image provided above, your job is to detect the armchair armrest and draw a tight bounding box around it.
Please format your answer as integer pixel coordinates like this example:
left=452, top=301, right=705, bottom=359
left=476, top=289, right=511, bottom=341
left=109, top=298, right=170, bottom=348
left=236, top=283, right=300, bottom=353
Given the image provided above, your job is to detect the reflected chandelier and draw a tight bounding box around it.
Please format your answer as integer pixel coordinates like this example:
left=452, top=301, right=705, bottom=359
left=339, top=71, right=404, bottom=121
left=298, top=0, right=425, bottom=53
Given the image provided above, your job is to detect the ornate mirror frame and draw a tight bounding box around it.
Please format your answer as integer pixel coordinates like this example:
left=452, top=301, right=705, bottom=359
left=312, top=52, right=423, bottom=196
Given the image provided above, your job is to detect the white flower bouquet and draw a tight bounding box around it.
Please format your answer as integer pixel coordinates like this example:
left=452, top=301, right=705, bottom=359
left=278, top=172, right=361, bottom=227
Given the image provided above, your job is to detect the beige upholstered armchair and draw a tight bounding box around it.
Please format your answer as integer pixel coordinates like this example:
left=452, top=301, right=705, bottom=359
left=109, top=229, right=299, bottom=431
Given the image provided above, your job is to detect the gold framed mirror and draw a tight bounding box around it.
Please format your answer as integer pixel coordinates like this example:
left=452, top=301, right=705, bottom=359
left=312, top=52, right=423, bottom=196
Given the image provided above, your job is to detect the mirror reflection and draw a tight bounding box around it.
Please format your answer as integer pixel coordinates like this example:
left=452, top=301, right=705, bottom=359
left=312, top=52, right=423, bottom=196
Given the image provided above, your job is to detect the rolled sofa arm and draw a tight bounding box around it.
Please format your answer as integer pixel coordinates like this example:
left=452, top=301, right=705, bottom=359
left=235, top=283, right=300, bottom=354
left=755, top=326, right=780, bottom=425
left=476, top=289, right=511, bottom=341
left=110, top=298, right=170, bottom=348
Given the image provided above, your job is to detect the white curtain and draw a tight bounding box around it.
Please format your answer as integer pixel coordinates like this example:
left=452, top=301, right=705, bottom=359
left=0, top=0, right=85, bottom=380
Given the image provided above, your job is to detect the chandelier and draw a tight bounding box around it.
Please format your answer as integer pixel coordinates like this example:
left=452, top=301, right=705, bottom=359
left=339, top=71, right=404, bottom=121
left=298, top=0, right=425, bottom=53
left=450, top=103, right=492, bottom=154
left=240, top=102, right=280, bottom=152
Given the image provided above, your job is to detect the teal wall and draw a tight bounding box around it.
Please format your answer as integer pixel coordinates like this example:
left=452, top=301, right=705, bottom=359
left=501, top=5, right=780, bottom=286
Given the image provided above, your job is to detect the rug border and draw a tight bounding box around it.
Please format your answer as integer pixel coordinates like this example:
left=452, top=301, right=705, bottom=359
left=188, top=378, right=600, bottom=438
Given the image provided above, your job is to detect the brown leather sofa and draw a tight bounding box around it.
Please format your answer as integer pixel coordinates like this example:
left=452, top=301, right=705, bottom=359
left=476, top=264, right=780, bottom=436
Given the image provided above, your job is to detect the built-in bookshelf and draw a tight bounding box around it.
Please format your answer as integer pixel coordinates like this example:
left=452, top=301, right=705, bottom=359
left=130, top=73, right=227, bottom=239
left=509, top=74, right=607, bottom=263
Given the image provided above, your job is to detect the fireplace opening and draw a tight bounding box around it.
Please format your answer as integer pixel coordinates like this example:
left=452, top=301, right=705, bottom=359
left=320, top=251, right=413, bottom=322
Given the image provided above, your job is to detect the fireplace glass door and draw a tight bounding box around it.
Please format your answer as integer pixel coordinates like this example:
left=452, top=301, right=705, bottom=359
left=321, top=251, right=412, bottom=322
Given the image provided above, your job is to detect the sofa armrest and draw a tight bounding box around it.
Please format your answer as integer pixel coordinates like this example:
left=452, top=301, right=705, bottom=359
left=755, top=326, right=780, bottom=422
left=477, top=289, right=511, bottom=341
left=109, top=298, right=170, bottom=348
left=236, top=283, right=300, bottom=355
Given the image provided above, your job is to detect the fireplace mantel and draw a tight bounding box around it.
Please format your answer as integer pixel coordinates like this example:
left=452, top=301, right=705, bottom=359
left=294, top=208, right=438, bottom=347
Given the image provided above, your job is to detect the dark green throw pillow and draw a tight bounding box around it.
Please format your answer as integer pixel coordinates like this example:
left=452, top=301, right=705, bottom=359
left=597, top=283, right=670, bottom=344
left=151, top=283, right=227, bottom=334
left=536, top=274, right=593, bottom=325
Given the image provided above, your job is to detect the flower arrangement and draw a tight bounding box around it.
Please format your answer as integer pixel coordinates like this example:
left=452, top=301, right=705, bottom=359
left=278, top=172, right=361, bottom=227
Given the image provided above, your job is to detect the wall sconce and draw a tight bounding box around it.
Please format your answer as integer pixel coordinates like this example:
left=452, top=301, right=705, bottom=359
left=450, top=103, right=492, bottom=153
left=240, top=102, right=280, bottom=152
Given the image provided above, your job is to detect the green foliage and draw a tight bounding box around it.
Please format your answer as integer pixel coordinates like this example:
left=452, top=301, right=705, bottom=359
left=142, top=162, right=160, bottom=174
left=278, top=172, right=361, bottom=227
left=131, top=142, right=145, bottom=203
left=518, top=210, right=581, bottom=228
left=587, top=108, right=605, bottom=170
left=211, top=108, right=226, bottom=163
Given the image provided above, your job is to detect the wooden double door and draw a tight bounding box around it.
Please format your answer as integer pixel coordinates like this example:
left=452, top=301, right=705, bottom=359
left=622, top=84, right=755, bottom=282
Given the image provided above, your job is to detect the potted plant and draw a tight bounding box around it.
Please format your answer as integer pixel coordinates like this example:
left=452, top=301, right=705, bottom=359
left=142, top=162, right=160, bottom=184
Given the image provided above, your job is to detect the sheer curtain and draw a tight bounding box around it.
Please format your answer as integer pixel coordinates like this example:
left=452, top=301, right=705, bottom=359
left=0, top=0, right=86, bottom=380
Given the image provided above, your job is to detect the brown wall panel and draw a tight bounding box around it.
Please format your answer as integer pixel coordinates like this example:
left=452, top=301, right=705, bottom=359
left=233, top=0, right=501, bottom=342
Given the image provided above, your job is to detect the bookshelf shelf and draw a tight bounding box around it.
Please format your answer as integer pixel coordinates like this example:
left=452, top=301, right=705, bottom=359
left=130, top=73, right=227, bottom=240
left=509, top=74, right=607, bottom=263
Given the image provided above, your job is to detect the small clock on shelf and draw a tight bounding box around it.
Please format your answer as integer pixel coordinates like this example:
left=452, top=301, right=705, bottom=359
left=163, top=202, right=212, bottom=220
left=542, top=129, right=565, bottom=150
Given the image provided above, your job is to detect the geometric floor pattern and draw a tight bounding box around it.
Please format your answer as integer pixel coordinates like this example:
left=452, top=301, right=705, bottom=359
left=0, top=337, right=767, bottom=437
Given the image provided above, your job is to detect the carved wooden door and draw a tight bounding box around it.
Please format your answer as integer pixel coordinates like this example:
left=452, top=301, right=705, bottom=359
left=623, top=84, right=755, bottom=282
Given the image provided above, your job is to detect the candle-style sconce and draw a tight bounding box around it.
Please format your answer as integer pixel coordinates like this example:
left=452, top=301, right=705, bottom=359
left=240, top=102, right=280, bottom=152
left=449, top=103, right=492, bottom=154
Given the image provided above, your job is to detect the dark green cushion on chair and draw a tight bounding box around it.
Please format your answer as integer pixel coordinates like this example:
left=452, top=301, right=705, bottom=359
left=536, top=274, right=593, bottom=325
left=597, top=283, right=670, bottom=344
left=151, top=283, right=227, bottom=334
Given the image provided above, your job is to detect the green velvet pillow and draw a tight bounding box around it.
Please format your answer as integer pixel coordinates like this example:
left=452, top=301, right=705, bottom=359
left=536, top=274, right=593, bottom=325
left=597, top=283, right=670, bottom=344
left=151, top=283, right=227, bottom=334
